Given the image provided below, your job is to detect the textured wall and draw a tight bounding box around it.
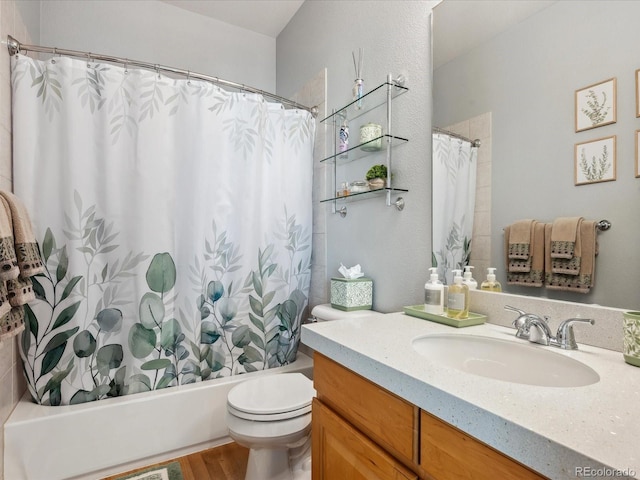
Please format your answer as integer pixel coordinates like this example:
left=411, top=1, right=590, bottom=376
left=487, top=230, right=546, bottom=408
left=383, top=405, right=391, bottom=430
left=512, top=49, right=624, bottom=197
left=277, top=1, right=438, bottom=312
left=40, top=0, right=277, bottom=92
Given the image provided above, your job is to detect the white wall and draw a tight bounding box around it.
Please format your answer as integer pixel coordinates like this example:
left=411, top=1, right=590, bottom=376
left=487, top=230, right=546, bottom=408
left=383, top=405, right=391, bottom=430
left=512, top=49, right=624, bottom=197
left=434, top=1, right=640, bottom=310
left=277, top=1, right=438, bottom=312
left=1, top=4, right=41, bottom=478
left=40, top=0, right=276, bottom=92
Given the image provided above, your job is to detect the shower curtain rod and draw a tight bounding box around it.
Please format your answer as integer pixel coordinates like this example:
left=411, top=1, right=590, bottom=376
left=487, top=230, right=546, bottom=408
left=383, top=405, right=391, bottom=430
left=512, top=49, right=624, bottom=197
left=433, top=126, right=481, bottom=148
left=5, top=35, right=318, bottom=116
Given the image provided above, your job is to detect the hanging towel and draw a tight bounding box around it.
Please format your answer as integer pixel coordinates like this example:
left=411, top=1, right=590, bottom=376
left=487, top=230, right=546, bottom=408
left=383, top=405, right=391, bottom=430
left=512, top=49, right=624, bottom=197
left=0, top=191, right=44, bottom=342
left=0, top=306, right=25, bottom=339
left=7, top=275, right=35, bottom=307
left=550, top=217, right=583, bottom=259
left=508, top=219, right=535, bottom=260
left=0, top=192, right=44, bottom=277
left=508, top=220, right=537, bottom=272
left=0, top=198, right=19, bottom=282
left=505, top=222, right=545, bottom=287
left=545, top=220, right=598, bottom=293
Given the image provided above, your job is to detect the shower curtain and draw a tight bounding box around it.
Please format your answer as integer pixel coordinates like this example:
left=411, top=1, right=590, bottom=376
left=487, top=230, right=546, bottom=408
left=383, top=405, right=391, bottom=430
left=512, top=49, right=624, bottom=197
left=432, top=133, right=478, bottom=285
left=11, top=54, right=315, bottom=406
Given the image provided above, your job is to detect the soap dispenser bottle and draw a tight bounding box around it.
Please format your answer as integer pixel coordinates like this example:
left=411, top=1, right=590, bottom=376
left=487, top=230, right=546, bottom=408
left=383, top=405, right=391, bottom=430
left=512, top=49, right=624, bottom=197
left=447, top=269, right=469, bottom=319
left=462, top=266, right=477, bottom=290
left=480, top=267, right=502, bottom=292
left=424, top=267, right=444, bottom=315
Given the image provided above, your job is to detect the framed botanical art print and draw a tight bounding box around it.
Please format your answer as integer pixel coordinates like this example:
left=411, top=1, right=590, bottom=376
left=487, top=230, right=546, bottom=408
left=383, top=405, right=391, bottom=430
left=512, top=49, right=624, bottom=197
left=636, top=70, right=640, bottom=117
left=575, top=78, right=617, bottom=132
left=574, top=135, right=616, bottom=185
left=636, top=130, right=640, bottom=177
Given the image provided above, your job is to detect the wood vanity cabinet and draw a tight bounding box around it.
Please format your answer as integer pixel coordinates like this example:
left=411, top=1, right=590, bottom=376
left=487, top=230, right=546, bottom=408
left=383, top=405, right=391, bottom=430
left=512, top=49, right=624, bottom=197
left=311, top=353, right=546, bottom=480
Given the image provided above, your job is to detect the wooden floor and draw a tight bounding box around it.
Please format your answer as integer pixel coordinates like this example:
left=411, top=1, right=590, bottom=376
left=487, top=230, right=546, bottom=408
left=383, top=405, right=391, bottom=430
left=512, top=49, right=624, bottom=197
left=102, top=442, right=249, bottom=480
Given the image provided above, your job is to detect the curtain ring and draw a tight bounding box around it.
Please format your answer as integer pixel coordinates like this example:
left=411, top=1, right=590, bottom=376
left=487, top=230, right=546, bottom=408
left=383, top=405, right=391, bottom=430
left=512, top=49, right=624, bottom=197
left=86, top=53, right=93, bottom=68
left=123, top=60, right=129, bottom=75
left=186, top=70, right=191, bottom=85
left=51, top=47, right=57, bottom=64
left=154, top=64, right=160, bottom=79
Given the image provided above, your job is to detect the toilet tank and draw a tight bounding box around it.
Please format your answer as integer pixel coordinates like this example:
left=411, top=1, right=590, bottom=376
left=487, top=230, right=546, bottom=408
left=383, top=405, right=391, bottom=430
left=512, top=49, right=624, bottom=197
left=310, top=304, right=382, bottom=322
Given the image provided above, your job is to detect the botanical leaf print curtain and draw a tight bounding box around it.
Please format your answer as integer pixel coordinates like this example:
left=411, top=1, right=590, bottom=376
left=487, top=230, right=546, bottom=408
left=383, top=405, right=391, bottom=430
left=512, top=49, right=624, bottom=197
left=432, top=133, right=478, bottom=285
left=11, top=54, right=315, bottom=406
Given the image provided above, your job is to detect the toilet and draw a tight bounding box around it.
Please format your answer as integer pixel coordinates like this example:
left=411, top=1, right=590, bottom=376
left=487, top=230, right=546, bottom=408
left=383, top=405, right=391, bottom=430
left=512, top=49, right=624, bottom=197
left=226, top=304, right=381, bottom=480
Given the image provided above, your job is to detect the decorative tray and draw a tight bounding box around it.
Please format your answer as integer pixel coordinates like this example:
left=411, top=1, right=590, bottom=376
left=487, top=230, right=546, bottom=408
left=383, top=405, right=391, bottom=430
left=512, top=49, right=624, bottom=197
left=403, top=305, right=487, bottom=328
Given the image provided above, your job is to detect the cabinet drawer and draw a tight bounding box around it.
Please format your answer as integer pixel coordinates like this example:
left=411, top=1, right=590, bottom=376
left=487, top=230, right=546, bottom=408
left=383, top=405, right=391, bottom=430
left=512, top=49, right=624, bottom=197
left=420, top=411, right=546, bottom=480
left=312, top=398, right=418, bottom=480
left=313, top=353, right=419, bottom=465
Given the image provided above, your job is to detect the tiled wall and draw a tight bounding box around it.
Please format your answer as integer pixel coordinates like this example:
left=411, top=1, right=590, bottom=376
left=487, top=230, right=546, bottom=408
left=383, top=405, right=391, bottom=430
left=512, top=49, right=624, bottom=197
left=0, top=3, right=33, bottom=479
left=443, top=112, right=492, bottom=280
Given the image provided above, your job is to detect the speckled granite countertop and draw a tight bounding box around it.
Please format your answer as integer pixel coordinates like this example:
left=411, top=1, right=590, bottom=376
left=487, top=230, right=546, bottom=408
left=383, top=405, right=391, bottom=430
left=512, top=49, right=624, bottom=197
left=301, top=312, right=639, bottom=480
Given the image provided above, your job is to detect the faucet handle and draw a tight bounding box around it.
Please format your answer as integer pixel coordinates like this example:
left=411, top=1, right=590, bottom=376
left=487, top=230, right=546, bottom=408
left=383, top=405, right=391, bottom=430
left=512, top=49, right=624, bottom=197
left=504, top=305, right=527, bottom=316
left=556, top=318, right=595, bottom=350
left=505, top=306, right=532, bottom=338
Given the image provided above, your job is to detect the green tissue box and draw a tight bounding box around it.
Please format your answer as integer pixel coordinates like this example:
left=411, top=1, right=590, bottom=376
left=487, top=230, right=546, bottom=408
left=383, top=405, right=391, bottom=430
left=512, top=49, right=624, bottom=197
left=330, top=277, right=373, bottom=311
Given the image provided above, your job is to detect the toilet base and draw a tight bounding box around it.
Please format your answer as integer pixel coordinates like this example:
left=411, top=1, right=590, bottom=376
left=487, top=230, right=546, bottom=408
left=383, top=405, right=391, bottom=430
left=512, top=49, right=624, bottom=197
left=245, top=447, right=292, bottom=480
left=243, top=434, right=311, bottom=480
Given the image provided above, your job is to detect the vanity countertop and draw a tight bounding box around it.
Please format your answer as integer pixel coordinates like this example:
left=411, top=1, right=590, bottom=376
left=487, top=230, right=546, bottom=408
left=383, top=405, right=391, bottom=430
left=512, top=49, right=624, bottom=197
left=301, top=312, right=640, bottom=480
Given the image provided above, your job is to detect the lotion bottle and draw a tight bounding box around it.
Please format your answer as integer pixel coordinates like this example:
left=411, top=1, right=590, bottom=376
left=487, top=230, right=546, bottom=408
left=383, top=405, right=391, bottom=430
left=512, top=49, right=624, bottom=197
left=424, top=267, right=444, bottom=315
left=480, top=267, right=502, bottom=292
left=462, top=266, right=477, bottom=290
left=447, top=269, right=469, bottom=319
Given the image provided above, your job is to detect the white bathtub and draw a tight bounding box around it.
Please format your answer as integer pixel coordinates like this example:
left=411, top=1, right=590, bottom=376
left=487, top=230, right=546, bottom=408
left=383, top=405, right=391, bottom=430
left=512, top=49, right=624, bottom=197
left=5, top=352, right=313, bottom=480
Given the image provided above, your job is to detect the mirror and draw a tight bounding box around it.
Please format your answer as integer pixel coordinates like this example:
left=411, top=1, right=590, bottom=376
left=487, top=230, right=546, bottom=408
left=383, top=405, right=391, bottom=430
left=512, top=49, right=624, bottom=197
left=433, top=0, right=640, bottom=310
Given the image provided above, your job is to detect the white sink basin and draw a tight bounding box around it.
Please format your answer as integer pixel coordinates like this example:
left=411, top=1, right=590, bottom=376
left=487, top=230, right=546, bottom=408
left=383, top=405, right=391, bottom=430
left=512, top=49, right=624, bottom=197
left=412, top=334, right=600, bottom=387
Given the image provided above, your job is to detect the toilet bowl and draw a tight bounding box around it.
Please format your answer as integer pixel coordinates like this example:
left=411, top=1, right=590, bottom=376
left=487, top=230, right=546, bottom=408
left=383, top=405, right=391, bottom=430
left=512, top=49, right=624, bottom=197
left=227, top=305, right=381, bottom=480
left=226, top=373, right=316, bottom=480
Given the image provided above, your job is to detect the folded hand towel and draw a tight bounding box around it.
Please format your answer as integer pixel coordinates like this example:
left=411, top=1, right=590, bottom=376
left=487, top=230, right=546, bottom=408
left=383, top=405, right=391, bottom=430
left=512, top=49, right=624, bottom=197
left=552, top=223, right=582, bottom=275
left=550, top=217, right=583, bottom=259
left=505, top=222, right=545, bottom=287
left=546, top=220, right=597, bottom=293
left=508, top=219, right=535, bottom=260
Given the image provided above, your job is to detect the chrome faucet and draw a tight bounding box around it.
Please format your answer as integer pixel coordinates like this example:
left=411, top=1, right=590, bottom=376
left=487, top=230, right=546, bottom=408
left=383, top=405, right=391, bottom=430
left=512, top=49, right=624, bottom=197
left=504, top=305, right=595, bottom=350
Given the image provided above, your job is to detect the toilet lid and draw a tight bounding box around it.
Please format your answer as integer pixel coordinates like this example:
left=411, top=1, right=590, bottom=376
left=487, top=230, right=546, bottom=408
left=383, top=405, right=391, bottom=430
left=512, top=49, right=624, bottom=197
left=227, top=373, right=315, bottom=417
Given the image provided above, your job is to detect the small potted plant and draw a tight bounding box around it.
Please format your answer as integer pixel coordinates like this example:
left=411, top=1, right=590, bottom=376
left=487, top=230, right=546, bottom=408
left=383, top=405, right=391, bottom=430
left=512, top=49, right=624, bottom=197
left=365, top=164, right=387, bottom=189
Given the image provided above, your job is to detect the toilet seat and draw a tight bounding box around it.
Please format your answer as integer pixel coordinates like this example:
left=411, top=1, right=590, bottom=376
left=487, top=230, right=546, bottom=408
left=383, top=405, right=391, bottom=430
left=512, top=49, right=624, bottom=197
left=227, top=373, right=315, bottom=422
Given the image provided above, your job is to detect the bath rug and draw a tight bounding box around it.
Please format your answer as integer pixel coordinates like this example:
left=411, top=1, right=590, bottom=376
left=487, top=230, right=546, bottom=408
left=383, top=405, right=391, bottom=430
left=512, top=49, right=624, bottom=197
left=113, top=461, right=184, bottom=480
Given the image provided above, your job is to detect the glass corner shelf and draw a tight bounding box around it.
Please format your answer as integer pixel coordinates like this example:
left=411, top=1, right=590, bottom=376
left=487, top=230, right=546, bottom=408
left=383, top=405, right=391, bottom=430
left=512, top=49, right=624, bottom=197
left=320, top=81, right=409, bottom=124
left=320, top=134, right=408, bottom=163
left=320, top=187, right=409, bottom=204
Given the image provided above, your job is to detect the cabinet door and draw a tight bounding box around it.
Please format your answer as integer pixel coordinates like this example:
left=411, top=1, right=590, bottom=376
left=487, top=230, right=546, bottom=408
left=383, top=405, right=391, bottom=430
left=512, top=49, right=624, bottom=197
left=313, top=353, right=418, bottom=465
left=312, top=398, right=418, bottom=480
left=420, top=411, right=546, bottom=480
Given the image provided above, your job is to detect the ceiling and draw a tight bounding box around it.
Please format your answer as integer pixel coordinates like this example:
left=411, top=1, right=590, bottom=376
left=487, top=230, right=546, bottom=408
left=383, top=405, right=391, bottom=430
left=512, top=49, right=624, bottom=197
left=160, top=0, right=305, bottom=38
left=160, top=0, right=555, bottom=63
